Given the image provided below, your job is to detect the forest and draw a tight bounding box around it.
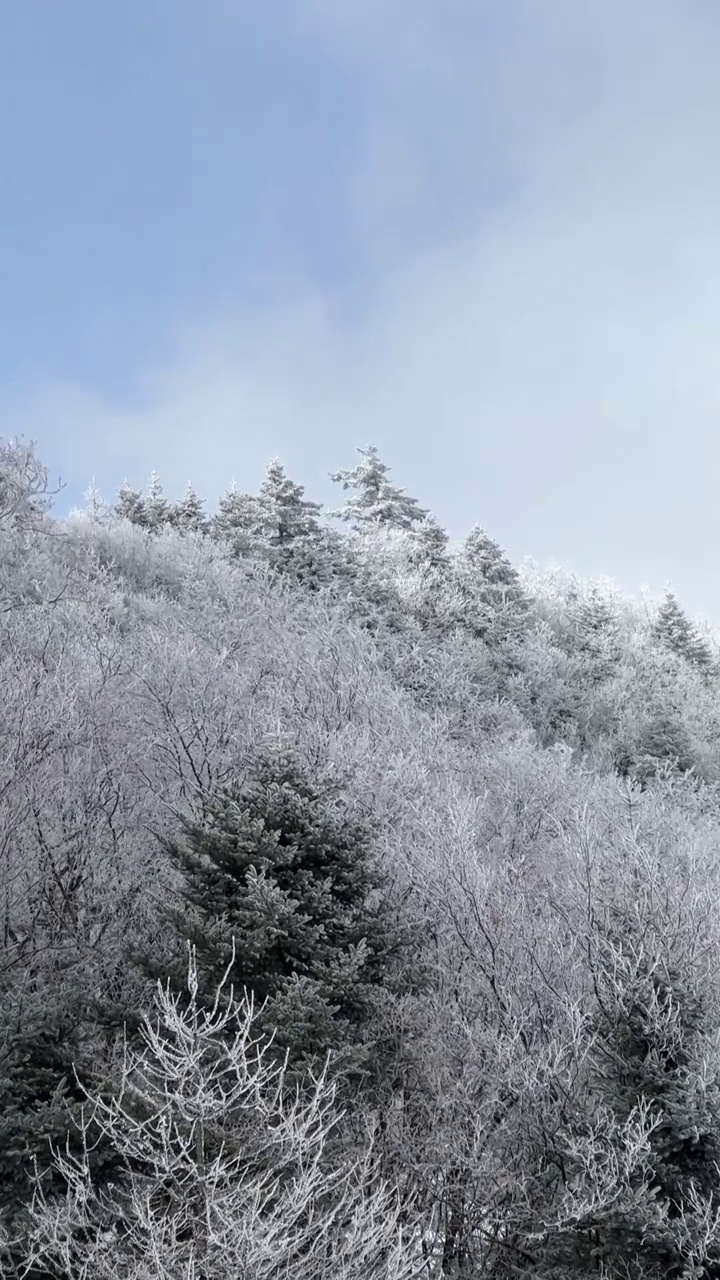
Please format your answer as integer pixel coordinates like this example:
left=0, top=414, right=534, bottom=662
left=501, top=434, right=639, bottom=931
left=1, top=435, right=720, bottom=1278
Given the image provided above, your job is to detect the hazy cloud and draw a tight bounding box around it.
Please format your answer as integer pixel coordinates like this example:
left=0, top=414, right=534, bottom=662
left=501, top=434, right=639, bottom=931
left=7, top=0, right=720, bottom=619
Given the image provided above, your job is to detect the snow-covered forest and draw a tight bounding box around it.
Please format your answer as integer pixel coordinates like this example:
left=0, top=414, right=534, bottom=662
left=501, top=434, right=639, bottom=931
left=3, top=434, right=720, bottom=1278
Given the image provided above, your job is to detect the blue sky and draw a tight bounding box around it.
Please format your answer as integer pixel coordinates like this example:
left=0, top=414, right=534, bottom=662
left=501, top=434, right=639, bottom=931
left=3, top=1, right=720, bottom=620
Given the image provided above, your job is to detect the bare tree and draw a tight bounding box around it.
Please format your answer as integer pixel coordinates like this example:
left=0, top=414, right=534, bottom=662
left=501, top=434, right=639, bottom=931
left=4, top=946, right=430, bottom=1280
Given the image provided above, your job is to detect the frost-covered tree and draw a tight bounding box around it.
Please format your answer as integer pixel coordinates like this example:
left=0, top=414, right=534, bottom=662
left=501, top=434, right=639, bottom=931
left=113, top=478, right=145, bottom=526
left=6, top=949, right=422, bottom=1280
left=330, top=445, right=429, bottom=530
left=113, top=473, right=172, bottom=534
left=140, top=469, right=170, bottom=533
left=255, top=458, right=323, bottom=545
left=209, top=480, right=263, bottom=556
left=406, top=514, right=450, bottom=572
left=0, top=964, right=120, bottom=1245
left=0, top=436, right=64, bottom=528
left=653, top=592, right=715, bottom=675
left=137, top=750, right=412, bottom=1080
left=574, top=585, right=620, bottom=658
left=70, top=478, right=113, bottom=526
left=541, top=894, right=720, bottom=1278
left=454, top=524, right=529, bottom=642
left=168, top=480, right=208, bottom=534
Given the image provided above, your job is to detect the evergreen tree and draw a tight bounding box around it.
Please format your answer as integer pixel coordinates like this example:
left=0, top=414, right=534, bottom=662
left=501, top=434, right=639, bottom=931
left=255, top=458, right=323, bottom=545
left=13, top=951, right=422, bottom=1280
left=406, top=514, right=450, bottom=572
left=631, top=712, right=699, bottom=789
left=575, top=586, right=620, bottom=658
left=208, top=481, right=263, bottom=557
left=254, top=459, right=334, bottom=590
left=402, top=516, right=453, bottom=639
left=329, top=445, right=429, bottom=531
left=74, top=478, right=112, bottom=526
left=0, top=962, right=121, bottom=1250
left=141, top=469, right=170, bottom=533
left=113, top=479, right=145, bottom=526
left=136, top=751, right=413, bottom=1082
left=570, top=585, right=622, bottom=686
left=544, top=908, right=720, bottom=1277
left=454, top=524, right=529, bottom=641
left=168, top=480, right=208, bottom=534
left=653, top=592, right=715, bottom=675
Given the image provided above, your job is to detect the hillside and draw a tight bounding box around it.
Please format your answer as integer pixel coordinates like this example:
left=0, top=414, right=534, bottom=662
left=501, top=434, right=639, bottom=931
left=2, top=436, right=720, bottom=1277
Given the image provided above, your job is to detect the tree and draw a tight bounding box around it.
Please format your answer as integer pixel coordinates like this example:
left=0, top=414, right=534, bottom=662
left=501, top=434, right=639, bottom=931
left=113, top=479, right=145, bottom=527
left=406, top=515, right=450, bottom=572
left=6, top=948, right=424, bottom=1280
left=653, top=593, right=715, bottom=675
left=255, top=459, right=323, bottom=546
left=70, top=479, right=113, bottom=527
left=208, top=481, right=263, bottom=557
left=574, top=585, right=620, bottom=659
left=632, top=712, right=699, bottom=789
left=540, top=901, right=720, bottom=1278
left=253, top=460, right=337, bottom=592
left=330, top=446, right=429, bottom=531
left=167, top=481, right=208, bottom=535
left=137, top=750, right=413, bottom=1081
left=454, top=525, right=529, bottom=642
left=0, top=436, right=64, bottom=529
left=0, top=963, right=110, bottom=1243
left=140, top=470, right=170, bottom=533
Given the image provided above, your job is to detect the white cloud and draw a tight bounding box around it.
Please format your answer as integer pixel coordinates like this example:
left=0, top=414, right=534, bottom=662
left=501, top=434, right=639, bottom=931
left=7, top=0, right=720, bottom=620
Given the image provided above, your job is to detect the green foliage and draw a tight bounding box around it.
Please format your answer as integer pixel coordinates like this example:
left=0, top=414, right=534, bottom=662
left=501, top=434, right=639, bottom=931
left=576, top=915, right=720, bottom=1277
left=137, top=750, right=413, bottom=1081
left=0, top=962, right=120, bottom=1249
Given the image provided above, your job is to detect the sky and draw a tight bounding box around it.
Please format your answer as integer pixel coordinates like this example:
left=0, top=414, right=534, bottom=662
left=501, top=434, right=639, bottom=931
left=3, top=1, right=720, bottom=620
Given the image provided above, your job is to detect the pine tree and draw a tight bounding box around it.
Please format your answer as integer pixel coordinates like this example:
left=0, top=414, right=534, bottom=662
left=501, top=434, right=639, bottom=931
left=570, top=585, right=622, bottom=685
left=329, top=446, right=429, bottom=530
left=136, top=750, right=412, bottom=1081
left=454, top=524, right=529, bottom=641
left=406, top=514, right=450, bottom=571
left=113, top=479, right=145, bottom=526
left=544, top=907, right=720, bottom=1277
left=632, top=712, right=699, bottom=789
left=141, top=469, right=170, bottom=533
left=0, top=963, right=121, bottom=1250
left=575, top=586, right=619, bottom=657
left=255, top=458, right=323, bottom=545
left=208, top=481, right=263, bottom=557
left=168, top=480, right=208, bottom=534
left=11, top=949, right=423, bottom=1280
left=653, top=592, right=715, bottom=675
left=74, top=478, right=112, bottom=525
left=254, top=459, right=335, bottom=590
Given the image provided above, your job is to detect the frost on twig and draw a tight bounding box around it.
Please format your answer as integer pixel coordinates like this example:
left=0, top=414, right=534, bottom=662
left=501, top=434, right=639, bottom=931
left=5, top=945, right=426, bottom=1280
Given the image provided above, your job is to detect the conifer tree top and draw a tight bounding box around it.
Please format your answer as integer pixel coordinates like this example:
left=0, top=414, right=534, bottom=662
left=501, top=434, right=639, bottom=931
left=329, top=445, right=429, bottom=530
left=653, top=591, right=715, bottom=673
